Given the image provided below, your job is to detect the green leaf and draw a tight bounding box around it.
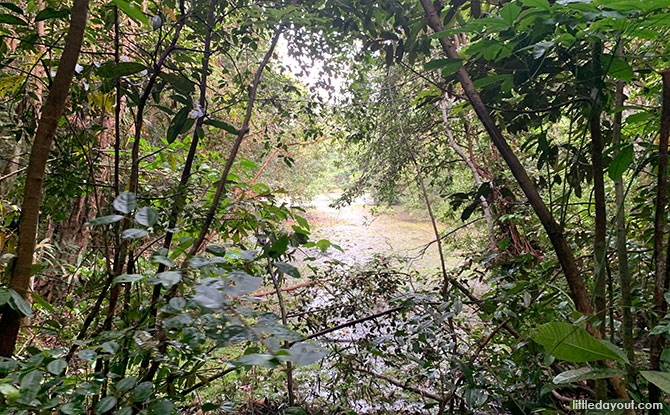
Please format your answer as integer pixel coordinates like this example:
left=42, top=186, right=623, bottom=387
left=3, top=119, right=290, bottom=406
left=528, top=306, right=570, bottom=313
left=204, top=119, right=238, bottom=135
left=553, top=367, right=624, bottom=384
left=267, top=235, right=289, bottom=258
left=608, top=145, right=634, bottom=180
left=275, top=262, right=301, bottom=278
left=110, top=0, right=148, bottom=26
left=113, top=274, right=144, bottom=284
left=121, top=228, right=148, bottom=239
left=600, top=54, right=634, bottom=82
left=641, top=371, right=670, bottom=394
left=101, top=341, right=119, bottom=354
left=97, top=62, right=146, bottom=79
left=234, top=353, right=277, bottom=368
left=424, top=58, right=463, bottom=75
left=0, top=13, right=27, bottom=25
left=205, top=245, right=226, bottom=256
left=159, top=72, right=195, bottom=94
left=223, top=271, right=262, bottom=296
left=95, top=396, right=117, bottom=414
left=464, top=388, right=488, bottom=408
left=532, top=322, right=624, bottom=362
left=473, top=74, right=514, bottom=88
left=135, top=207, right=158, bottom=227
left=9, top=290, right=33, bottom=317
left=131, top=381, right=153, bottom=402
left=153, top=271, right=181, bottom=287
left=500, top=2, right=521, bottom=24
left=35, top=7, right=69, bottom=21
left=521, top=0, right=550, bottom=10
left=0, top=3, right=23, bottom=14
left=113, top=192, right=136, bottom=214
left=115, top=377, right=137, bottom=392
left=289, top=342, right=326, bottom=366
left=78, top=349, right=97, bottom=362
left=167, top=107, right=192, bottom=144
left=0, top=383, right=19, bottom=402
left=20, top=370, right=43, bottom=390
left=46, top=359, right=66, bottom=375
left=88, top=215, right=124, bottom=226
left=149, top=399, right=174, bottom=415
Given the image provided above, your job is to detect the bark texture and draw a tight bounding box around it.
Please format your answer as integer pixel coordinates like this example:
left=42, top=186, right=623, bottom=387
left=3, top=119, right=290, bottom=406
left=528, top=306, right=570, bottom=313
left=0, top=0, right=91, bottom=357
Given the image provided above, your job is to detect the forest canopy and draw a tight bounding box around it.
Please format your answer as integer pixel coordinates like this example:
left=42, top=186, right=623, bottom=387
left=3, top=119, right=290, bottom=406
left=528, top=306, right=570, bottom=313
left=1, top=0, right=670, bottom=414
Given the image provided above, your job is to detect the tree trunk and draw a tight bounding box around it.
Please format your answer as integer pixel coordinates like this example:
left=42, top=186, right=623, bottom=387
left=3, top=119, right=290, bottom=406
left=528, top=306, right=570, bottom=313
left=418, top=0, right=631, bottom=401
left=589, top=44, right=608, bottom=399
left=440, top=98, right=496, bottom=249
left=0, top=0, right=90, bottom=357
left=612, top=64, right=634, bottom=377
left=649, top=68, right=670, bottom=413
left=419, top=0, right=591, bottom=316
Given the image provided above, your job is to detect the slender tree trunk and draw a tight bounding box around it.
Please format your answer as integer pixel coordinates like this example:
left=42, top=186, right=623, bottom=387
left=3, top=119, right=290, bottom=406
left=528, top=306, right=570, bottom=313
left=268, top=259, right=294, bottom=405
left=649, top=69, right=670, bottom=412
left=189, top=28, right=283, bottom=256
left=419, top=0, right=591, bottom=317
left=612, top=68, right=634, bottom=376
left=0, top=0, right=90, bottom=357
left=440, top=98, right=496, bottom=249
left=418, top=0, right=631, bottom=401
left=589, top=44, right=608, bottom=399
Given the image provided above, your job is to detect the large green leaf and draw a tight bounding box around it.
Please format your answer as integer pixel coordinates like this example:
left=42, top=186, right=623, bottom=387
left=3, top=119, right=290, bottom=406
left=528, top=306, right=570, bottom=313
left=135, top=207, right=158, bottom=227
left=166, top=106, right=193, bottom=144
left=9, top=290, right=33, bottom=318
left=110, top=0, right=148, bottom=26
left=0, top=13, right=27, bottom=25
left=600, top=54, right=634, bottom=82
left=608, top=145, right=634, bottom=180
left=113, top=192, right=136, bottom=214
left=641, top=371, right=670, bottom=394
left=95, top=396, right=117, bottom=414
left=275, top=262, right=301, bottom=278
left=97, top=62, right=146, bottom=79
left=553, top=367, right=623, bottom=384
left=35, top=7, right=69, bottom=22
left=424, top=58, right=463, bottom=75
left=532, top=322, right=624, bottom=362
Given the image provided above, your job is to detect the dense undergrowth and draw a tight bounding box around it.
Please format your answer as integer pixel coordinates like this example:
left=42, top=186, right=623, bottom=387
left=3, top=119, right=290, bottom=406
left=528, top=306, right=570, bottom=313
left=2, top=0, right=670, bottom=414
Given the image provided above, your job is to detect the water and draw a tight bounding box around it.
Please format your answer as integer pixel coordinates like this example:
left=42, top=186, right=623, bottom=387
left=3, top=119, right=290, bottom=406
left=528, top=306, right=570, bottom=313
left=297, top=193, right=459, bottom=273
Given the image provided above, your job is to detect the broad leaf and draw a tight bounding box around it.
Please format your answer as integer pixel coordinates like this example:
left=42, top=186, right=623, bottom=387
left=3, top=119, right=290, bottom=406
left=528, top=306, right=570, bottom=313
left=553, top=367, right=623, bottom=384
left=98, top=62, right=146, bottom=79
left=121, top=228, right=148, bottom=239
left=88, top=215, right=124, bottom=226
left=608, top=145, right=633, bottom=180
left=95, top=396, right=117, bottom=414
left=275, top=262, right=301, bottom=278
left=113, top=274, right=144, bottom=284
left=46, top=359, right=66, bottom=375
left=35, top=7, right=69, bottom=21
left=641, top=371, right=670, bottom=394
left=289, top=342, right=327, bottom=366
left=9, top=289, right=33, bottom=317
left=532, top=322, right=624, bottom=362
left=424, top=58, right=463, bottom=75
left=0, top=13, right=27, bottom=25
left=135, top=207, right=158, bottom=227
left=113, top=192, right=136, bottom=214
left=111, top=0, right=149, bottom=26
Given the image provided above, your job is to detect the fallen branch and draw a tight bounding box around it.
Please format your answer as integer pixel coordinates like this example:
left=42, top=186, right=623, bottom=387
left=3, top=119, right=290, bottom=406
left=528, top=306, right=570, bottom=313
left=252, top=281, right=315, bottom=297
left=353, top=367, right=443, bottom=401
left=301, top=306, right=403, bottom=342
